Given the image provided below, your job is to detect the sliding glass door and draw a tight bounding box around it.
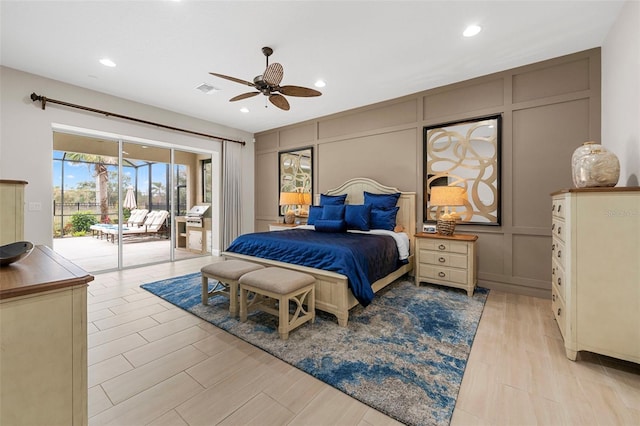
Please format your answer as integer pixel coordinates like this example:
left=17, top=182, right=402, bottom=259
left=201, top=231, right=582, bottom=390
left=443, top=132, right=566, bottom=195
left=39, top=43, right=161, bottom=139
left=52, top=131, right=216, bottom=272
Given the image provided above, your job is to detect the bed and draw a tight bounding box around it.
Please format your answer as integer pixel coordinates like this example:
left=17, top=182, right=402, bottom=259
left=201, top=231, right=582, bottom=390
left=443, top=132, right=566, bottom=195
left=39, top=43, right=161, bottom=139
left=223, top=178, right=416, bottom=326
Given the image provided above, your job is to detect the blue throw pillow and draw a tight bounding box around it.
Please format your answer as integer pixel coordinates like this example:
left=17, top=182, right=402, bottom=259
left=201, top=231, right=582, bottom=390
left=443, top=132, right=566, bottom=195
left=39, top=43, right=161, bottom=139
left=345, top=204, right=371, bottom=231
left=321, top=204, right=346, bottom=220
left=364, top=191, right=401, bottom=210
left=320, top=193, right=347, bottom=206
left=314, top=219, right=347, bottom=233
left=370, top=207, right=399, bottom=231
left=307, top=206, right=323, bottom=225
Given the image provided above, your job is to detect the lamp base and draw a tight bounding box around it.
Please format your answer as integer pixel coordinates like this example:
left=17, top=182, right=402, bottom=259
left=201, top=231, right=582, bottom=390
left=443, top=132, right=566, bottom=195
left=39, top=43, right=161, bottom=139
left=436, top=218, right=456, bottom=236
left=284, top=210, right=296, bottom=224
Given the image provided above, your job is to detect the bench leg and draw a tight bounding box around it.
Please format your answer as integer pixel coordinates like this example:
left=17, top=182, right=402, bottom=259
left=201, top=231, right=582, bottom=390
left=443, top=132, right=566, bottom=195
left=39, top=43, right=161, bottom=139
left=239, top=286, right=248, bottom=322
left=278, top=295, right=290, bottom=340
left=201, top=276, right=209, bottom=305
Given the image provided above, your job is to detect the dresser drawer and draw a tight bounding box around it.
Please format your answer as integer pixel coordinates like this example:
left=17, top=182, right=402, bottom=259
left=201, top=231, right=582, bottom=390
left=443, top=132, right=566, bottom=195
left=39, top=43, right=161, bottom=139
left=551, top=284, right=566, bottom=340
left=551, top=197, right=566, bottom=219
left=551, top=218, right=565, bottom=243
left=551, top=258, right=566, bottom=300
left=551, top=239, right=566, bottom=270
left=419, top=250, right=468, bottom=269
left=419, top=239, right=468, bottom=254
left=419, top=265, right=468, bottom=285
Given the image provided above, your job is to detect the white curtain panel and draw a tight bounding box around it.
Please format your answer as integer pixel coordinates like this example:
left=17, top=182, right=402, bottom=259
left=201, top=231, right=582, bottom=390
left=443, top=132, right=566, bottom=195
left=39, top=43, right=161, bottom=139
left=222, top=140, right=243, bottom=249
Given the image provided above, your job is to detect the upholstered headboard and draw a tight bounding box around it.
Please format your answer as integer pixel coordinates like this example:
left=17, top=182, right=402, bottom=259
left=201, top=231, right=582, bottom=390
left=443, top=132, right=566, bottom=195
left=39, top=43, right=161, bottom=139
left=322, top=177, right=416, bottom=255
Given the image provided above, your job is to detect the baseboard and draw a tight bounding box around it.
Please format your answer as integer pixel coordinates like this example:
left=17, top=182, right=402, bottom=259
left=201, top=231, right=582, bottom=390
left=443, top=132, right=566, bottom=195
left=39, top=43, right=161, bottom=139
left=478, top=279, right=551, bottom=299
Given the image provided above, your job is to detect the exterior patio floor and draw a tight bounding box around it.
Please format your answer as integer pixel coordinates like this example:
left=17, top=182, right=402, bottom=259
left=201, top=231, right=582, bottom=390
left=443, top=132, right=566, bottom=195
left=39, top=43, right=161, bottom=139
left=53, top=234, right=207, bottom=273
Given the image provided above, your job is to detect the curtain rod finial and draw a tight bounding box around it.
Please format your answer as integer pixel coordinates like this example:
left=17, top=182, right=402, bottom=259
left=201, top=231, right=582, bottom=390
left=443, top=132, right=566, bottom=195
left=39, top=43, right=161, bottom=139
left=30, top=92, right=46, bottom=109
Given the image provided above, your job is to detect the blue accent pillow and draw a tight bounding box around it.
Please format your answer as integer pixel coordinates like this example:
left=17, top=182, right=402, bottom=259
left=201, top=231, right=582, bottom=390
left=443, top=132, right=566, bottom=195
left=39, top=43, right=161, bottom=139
left=306, top=206, right=323, bottom=225
left=345, top=204, right=372, bottom=231
left=370, top=207, right=399, bottom=231
left=321, top=204, right=346, bottom=220
left=314, top=219, right=347, bottom=233
left=320, top=193, right=347, bottom=206
left=364, top=191, right=401, bottom=210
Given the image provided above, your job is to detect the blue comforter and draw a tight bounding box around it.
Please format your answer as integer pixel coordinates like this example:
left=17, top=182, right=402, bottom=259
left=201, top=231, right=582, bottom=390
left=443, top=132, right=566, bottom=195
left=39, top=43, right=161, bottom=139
left=225, top=229, right=400, bottom=306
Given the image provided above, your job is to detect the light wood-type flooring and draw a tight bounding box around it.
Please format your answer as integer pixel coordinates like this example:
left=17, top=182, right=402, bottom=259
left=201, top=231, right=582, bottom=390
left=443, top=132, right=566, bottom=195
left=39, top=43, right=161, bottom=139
left=87, top=256, right=640, bottom=425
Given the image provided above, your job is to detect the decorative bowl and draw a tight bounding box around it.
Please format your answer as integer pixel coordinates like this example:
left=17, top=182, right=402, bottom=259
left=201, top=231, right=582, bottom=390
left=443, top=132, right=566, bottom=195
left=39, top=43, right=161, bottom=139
left=0, top=241, right=34, bottom=266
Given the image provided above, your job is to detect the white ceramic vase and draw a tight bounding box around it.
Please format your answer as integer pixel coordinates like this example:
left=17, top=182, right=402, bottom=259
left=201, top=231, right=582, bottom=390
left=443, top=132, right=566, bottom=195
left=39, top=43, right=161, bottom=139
left=571, top=142, right=620, bottom=188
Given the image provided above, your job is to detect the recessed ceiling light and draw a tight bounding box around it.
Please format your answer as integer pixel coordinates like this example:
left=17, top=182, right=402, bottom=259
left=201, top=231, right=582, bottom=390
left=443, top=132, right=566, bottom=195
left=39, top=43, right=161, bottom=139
left=463, top=25, right=482, bottom=37
left=240, top=107, right=249, bottom=113
left=314, top=80, right=326, bottom=88
left=99, top=58, right=116, bottom=67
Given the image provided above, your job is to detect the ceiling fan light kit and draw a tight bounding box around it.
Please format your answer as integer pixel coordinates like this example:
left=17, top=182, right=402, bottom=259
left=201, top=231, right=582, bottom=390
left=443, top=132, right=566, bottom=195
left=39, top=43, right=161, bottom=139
left=210, top=46, right=321, bottom=111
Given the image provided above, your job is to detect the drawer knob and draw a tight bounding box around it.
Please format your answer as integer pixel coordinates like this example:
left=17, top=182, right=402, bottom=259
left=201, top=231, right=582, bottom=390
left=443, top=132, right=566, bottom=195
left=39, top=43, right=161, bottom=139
left=557, top=250, right=562, bottom=259
left=438, top=244, right=446, bottom=250
left=438, top=272, right=446, bottom=278
left=551, top=223, right=556, bottom=231
left=552, top=204, right=556, bottom=212
left=558, top=205, right=562, bottom=213
left=552, top=294, right=556, bottom=302
left=438, top=257, right=446, bottom=263
left=552, top=243, right=556, bottom=252
left=558, top=277, right=562, bottom=286
left=557, top=226, right=562, bottom=235
left=552, top=267, right=556, bottom=276
left=557, top=308, right=562, bottom=316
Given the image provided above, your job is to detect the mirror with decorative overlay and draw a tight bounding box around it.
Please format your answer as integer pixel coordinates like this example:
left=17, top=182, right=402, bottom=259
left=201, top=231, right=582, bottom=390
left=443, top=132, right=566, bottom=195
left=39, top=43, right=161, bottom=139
left=424, top=115, right=501, bottom=225
left=279, top=147, right=313, bottom=217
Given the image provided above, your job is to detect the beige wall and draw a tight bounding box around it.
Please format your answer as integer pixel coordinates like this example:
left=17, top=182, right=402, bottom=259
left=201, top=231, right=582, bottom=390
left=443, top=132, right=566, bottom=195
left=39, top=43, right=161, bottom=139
left=0, top=66, right=254, bottom=250
left=254, top=49, right=602, bottom=297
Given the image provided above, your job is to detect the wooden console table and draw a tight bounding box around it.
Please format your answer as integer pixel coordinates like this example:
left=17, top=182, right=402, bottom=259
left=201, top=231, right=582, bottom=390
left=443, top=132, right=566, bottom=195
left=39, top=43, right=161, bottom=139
left=0, top=245, right=94, bottom=425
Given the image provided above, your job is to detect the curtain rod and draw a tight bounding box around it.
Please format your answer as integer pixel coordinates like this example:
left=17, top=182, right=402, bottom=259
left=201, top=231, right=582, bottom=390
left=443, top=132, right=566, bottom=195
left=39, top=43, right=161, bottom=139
left=30, top=92, right=245, bottom=146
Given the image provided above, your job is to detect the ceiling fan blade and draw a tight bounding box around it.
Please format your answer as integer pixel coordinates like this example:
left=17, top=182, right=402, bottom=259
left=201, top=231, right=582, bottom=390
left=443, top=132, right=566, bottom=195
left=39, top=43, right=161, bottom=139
left=263, top=63, right=284, bottom=86
left=278, top=85, right=322, bottom=97
left=229, top=92, right=260, bottom=102
left=269, top=94, right=290, bottom=111
left=209, top=72, right=255, bottom=87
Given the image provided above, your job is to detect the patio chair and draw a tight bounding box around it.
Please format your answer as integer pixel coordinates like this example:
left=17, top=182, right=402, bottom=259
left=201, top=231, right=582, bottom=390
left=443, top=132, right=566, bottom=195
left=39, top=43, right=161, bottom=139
left=90, top=209, right=149, bottom=239
left=105, top=210, right=169, bottom=243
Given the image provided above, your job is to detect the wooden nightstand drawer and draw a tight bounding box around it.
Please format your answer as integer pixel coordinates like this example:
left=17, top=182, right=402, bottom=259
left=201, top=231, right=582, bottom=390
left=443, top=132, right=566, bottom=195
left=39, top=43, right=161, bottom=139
left=419, top=250, right=468, bottom=269
left=419, top=265, right=468, bottom=285
left=420, top=239, right=468, bottom=254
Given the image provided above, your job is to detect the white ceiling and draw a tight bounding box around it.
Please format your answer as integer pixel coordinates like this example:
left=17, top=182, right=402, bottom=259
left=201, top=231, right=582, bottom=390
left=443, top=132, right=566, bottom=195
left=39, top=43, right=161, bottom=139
left=0, top=1, right=625, bottom=134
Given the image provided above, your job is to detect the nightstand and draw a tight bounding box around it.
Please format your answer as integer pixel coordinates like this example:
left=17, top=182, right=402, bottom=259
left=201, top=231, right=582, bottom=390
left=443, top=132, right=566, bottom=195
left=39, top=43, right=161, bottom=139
left=414, top=232, right=478, bottom=296
left=268, top=223, right=300, bottom=231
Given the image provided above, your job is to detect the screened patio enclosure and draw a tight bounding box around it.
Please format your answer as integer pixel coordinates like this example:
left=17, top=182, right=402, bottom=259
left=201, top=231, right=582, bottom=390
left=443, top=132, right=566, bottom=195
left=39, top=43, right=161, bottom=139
left=52, top=132, right=216, bottom=272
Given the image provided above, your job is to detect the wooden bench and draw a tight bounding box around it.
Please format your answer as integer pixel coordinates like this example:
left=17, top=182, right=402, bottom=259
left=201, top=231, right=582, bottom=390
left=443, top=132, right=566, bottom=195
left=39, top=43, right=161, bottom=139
left=239, top=267, right=315, bottom=340
left=201, top=260, right=264, bottom=317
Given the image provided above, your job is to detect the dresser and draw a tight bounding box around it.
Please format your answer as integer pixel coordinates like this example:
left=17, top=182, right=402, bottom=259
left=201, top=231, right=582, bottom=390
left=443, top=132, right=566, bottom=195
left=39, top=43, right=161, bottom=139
left=0, top=179, right=27, bottom=245
left=414, top=232, right=478, bottom=296
left=551, top=187, right=639, bottom=363
left=0, top=246, right=93, bottom=425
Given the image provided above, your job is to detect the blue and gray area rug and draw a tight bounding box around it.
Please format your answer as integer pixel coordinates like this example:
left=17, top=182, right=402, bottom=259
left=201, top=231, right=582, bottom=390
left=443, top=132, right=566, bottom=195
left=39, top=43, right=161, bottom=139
left=141, top=273, right=488, bottom=426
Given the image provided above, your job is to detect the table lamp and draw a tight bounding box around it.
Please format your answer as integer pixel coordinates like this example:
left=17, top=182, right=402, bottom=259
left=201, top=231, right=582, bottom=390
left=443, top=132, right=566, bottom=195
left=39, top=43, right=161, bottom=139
left=430, top=186, right=466, bottom=235
left=279, top=192, right=300, bottom=224
left=296, top=191, right=312, bottom=217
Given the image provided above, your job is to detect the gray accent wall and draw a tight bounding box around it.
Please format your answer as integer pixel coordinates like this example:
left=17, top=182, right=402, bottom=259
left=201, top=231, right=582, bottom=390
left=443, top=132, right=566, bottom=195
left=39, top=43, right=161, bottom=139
left=254, top=48, right=602, bottom=298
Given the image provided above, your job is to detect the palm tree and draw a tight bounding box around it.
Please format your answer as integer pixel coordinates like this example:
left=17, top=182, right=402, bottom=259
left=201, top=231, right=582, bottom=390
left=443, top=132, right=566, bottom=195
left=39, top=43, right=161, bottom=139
left=64, top=152, right=117, bottom=223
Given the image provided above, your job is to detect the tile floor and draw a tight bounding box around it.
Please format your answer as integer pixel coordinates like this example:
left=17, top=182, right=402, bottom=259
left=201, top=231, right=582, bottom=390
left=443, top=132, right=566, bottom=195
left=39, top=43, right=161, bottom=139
left=86, top=256, right=640, bottom=425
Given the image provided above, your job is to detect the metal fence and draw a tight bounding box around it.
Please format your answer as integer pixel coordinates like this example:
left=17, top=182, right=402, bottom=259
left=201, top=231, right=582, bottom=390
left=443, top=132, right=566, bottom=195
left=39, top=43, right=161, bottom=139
left=53, top=201, right=186, bottom=237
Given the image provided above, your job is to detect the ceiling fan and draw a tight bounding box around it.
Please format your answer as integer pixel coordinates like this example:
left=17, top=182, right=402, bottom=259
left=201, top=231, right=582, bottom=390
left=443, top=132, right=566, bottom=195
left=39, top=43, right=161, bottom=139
left=209, top=46, right=322, bottom=111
